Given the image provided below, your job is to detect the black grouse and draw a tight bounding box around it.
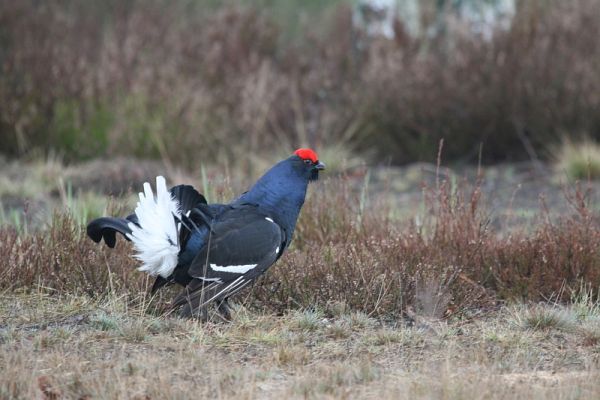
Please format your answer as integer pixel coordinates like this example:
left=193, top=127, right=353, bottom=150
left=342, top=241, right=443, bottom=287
left=87, top=148, right=324, bottom=319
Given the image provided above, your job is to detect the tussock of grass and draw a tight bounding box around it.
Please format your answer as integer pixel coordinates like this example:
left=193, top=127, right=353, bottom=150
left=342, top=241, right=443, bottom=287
left=555, top=137, right=600, bottom=180
left=291, top=309, right=324, bottom=332
left=273, top=344, right=309, bottom=367
left=511, top=305, right=576, bottom=332
left=571, top=285, right=600, bottom=320
left=369, top=327, right=421, bottom=347
left=342, top=311, right=374, bottom=328
left=89, top=313, right=120, bottom=332
left=325, top=320, right=352, bottom=339
left=579, top=319, right=600, bottom=346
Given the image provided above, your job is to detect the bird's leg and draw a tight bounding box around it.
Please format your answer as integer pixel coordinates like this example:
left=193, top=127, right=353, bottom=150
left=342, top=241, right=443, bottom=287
left=181, top=303, right=208, bottom=321
left=194, top=306, right=209, bottom=322
left=178, top=292, right=209, bottom=321
left=216, top=298, right=232, bottom=321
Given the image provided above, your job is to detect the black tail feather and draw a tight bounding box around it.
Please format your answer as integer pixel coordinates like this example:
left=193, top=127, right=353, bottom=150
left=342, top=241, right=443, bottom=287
left=86, top=184, right=204, bottom=249
left=170, top=185, right=206, bottom=213
left=170, top=184, right=207, bottom=248
left=86, top=217, right=133, bottom=248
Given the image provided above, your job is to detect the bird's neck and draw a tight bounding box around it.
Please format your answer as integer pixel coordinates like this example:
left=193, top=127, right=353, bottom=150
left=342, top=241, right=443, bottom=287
left=236, top=161, right=308, bottom=232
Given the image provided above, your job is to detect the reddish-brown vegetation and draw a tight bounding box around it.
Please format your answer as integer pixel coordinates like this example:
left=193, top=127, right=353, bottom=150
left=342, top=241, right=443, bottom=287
left=2, top=174, right=598, bottom=317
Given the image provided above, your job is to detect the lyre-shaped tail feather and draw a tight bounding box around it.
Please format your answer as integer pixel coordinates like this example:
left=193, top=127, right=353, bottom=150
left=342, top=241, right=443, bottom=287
left=86, top=216, right=134, bottom=248
left=127, top=176, right=181, bottom=278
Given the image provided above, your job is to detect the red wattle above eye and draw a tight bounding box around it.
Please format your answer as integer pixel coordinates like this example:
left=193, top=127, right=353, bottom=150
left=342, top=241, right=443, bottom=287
left=294, top=148, right=318, bottom=163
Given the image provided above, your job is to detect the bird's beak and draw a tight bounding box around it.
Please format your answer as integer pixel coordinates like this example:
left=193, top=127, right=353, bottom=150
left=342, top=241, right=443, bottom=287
left=315, top=161, right=325, bottom=170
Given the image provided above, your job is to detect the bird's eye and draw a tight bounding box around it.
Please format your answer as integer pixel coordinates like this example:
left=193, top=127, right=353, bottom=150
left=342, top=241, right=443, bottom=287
left=304, top=159, right=312, bottom=164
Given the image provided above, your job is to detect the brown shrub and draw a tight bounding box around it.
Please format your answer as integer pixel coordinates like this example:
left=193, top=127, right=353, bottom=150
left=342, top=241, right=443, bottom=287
left=0, top=213, right=145, bottom=297
left=2, top=1, right=600, bottom=165
left=2, top=176, right=599, bottom=318
left=250, top=176, right=600, bottom=317
left=360, top=0, right=600, bottom=163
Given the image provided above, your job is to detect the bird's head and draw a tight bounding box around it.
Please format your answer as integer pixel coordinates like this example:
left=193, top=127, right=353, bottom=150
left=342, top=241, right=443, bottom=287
left=236, top=148, right=324, bottom=224
left=292, top=148, right=325, bottom=181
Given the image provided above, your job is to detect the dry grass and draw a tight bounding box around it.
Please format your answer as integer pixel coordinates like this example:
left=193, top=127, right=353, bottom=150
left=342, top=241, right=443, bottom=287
left=1, top=293, right=599, bottom=399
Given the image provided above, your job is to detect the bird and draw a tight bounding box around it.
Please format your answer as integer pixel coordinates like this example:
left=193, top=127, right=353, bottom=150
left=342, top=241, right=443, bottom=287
left=87, top=148, right=325, bottom=320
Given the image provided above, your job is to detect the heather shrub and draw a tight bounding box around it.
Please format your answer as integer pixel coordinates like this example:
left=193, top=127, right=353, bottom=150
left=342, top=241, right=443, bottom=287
left=0, top=213, right=146, bottom=297
left=4, top=174, right=599, bottom=317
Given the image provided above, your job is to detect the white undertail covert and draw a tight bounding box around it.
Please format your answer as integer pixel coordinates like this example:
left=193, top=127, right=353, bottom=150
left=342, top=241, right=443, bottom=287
left=127, top=176, right=181, bottom=278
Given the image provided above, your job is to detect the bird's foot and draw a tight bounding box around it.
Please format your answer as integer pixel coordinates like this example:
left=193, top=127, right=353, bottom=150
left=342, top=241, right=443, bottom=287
left=216, top=299, right=232, bottom=322
left=179, top=303, right=209, bottom=321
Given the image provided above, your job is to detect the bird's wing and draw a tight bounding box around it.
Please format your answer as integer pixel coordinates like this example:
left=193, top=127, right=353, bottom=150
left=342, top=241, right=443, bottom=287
left=187, top=207, right=284, bottom=281
left=172, top=207, right=284, bottom=310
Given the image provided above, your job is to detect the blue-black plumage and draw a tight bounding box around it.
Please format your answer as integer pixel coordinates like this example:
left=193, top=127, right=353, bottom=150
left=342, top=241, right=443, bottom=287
left=87, top=148, right=324, bottom=319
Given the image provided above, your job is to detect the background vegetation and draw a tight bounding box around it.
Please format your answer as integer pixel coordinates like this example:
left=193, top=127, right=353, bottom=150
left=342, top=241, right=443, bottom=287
left=2, top=0, right=600, bottom=167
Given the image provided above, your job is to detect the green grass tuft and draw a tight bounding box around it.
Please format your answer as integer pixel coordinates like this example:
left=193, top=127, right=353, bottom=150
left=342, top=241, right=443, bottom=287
left=511, top=305, right=576, bottom=332
left=554, top=137, right=600, bottom=180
